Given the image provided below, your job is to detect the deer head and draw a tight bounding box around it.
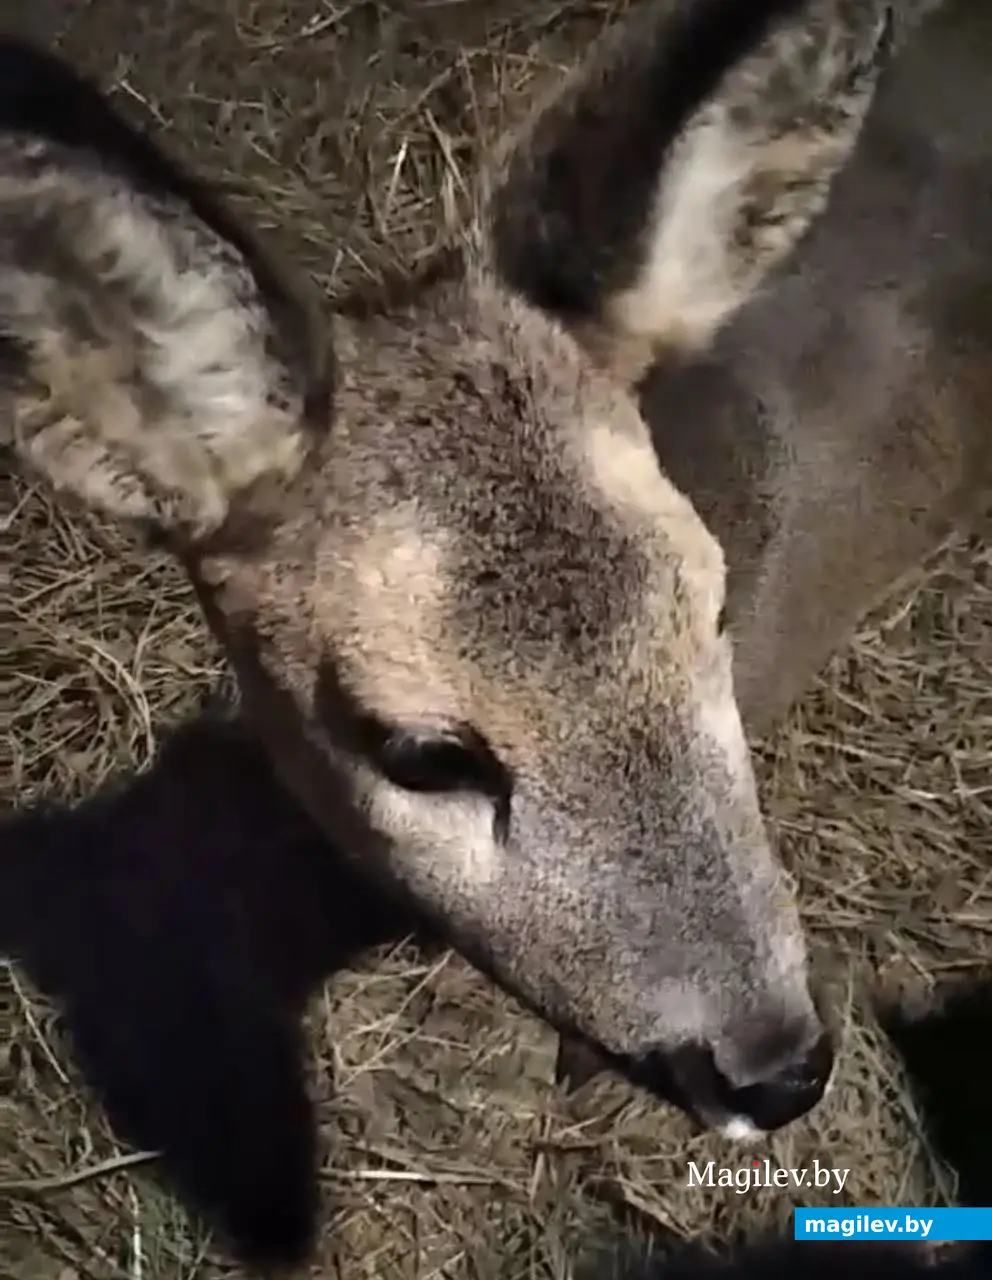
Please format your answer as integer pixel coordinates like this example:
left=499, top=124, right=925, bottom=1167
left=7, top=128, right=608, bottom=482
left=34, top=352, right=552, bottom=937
left=5, top=0, right=903, bottom=1134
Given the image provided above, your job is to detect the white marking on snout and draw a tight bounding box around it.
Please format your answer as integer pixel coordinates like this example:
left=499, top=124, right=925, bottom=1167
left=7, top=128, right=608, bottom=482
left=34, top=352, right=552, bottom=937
left=719, top=1115, right=767, bottom=1142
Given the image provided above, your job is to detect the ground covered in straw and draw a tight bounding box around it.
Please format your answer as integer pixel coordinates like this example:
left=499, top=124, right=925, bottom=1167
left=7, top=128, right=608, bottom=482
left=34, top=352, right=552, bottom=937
left=3, top=1, right=992, bottom=1277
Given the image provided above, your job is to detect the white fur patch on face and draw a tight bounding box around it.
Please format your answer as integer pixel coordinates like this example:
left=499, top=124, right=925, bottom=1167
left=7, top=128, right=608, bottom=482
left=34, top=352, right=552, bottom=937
left=361, top=775, right=502, bottom=894
left=698, top=689, right=752, bottom=781
left=719, top=1115, right=767, bottom=1142
left=579, top=417, right=726, bottom=598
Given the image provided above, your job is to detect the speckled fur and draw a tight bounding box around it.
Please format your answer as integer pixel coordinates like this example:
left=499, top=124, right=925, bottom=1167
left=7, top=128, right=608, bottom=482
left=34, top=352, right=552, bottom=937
left=0, top=42, right=331, bottom=538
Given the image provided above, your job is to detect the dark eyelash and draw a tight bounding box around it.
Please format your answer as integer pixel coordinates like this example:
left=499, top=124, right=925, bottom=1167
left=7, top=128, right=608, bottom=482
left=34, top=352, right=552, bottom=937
left=378, top=734, right=484, bottom=793
left=373, top=723, right=512, bottom=808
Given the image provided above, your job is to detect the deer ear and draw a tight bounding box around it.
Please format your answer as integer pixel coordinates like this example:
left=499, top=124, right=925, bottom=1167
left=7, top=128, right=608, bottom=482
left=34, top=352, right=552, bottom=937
left=485, top=0, right=908, bottom=384
left=1, top=38, right=333, bottom=542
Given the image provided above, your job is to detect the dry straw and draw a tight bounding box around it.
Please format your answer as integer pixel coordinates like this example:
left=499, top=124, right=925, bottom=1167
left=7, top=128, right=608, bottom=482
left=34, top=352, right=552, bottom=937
left=3, top=0, right=991, bottom=1276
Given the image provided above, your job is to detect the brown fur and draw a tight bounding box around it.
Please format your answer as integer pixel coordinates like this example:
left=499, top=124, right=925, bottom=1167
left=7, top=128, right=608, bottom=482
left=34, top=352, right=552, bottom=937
left=6, top=0, right=979, bottom=1136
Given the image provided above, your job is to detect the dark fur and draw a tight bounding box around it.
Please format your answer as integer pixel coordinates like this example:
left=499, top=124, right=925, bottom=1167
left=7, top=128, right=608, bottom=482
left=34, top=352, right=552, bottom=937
left=1, top=12, right=986, bottom=1278
left=0, top=711, right=423, bottom=1268
left=0, top=40, right=239, bottom=223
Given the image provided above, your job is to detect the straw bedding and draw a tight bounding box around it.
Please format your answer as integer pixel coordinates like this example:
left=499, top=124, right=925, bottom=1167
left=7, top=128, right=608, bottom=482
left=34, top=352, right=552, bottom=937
left=2, top=1, right=991, bottom=1276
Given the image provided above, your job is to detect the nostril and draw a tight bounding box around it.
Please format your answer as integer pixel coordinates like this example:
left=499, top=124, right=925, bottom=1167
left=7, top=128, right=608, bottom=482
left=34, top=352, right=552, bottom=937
left=774, top=1032, right=834, bottom=1092
left=730, top=1031, right=835, bottom=1132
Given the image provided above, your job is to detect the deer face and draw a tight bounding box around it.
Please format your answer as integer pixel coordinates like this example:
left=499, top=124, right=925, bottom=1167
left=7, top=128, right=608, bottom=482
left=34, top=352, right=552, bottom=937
left=7, top=0, right=906, bottom=1133
left=186, top=277, right=821, bottom=1133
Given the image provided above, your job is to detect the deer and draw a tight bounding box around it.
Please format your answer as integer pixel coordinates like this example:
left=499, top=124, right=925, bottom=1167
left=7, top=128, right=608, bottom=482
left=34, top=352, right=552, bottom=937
left=4, top=0, right=987, bottom=1164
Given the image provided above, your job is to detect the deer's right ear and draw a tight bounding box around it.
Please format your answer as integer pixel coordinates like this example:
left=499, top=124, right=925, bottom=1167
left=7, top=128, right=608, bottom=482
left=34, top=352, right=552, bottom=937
left=0, top=39, right=334, bottom=543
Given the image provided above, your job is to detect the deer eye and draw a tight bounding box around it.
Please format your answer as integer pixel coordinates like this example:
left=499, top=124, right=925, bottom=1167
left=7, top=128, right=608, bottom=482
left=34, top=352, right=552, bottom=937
left=716, top=604, right=729, bottom=637
left=376, top=725, right=509, bottom=800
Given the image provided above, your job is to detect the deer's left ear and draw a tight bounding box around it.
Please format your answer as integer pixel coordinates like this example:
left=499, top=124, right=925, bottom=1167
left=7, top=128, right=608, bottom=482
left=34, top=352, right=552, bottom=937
left=483, top=0, right=909, bottom=385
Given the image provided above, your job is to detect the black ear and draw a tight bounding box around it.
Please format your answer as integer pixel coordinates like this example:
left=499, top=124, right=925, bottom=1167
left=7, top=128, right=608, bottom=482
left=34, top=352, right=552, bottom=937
left=0, top=712, right=422, bottom=1267
left=484, top=0, right=917, bottom=383
left=0, top=38, right=333, bottom=541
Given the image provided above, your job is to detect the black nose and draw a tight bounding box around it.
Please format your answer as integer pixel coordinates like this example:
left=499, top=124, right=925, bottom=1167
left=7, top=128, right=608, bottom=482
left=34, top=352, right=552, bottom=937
left=728, top=1031, right=834, bottom=1131
left=621, top=1030, right=834, bottom=1133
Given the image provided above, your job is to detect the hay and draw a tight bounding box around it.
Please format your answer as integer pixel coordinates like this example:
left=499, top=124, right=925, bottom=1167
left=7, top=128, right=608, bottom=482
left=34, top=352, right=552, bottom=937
left=2, top=0, right=992, bottom=1276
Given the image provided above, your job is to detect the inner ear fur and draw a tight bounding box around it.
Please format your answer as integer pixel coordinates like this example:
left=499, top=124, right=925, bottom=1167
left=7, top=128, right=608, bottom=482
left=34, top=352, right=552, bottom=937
left=484, top=0, right=927, bottom=383
left=0, top=37, right=333, bottom=542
